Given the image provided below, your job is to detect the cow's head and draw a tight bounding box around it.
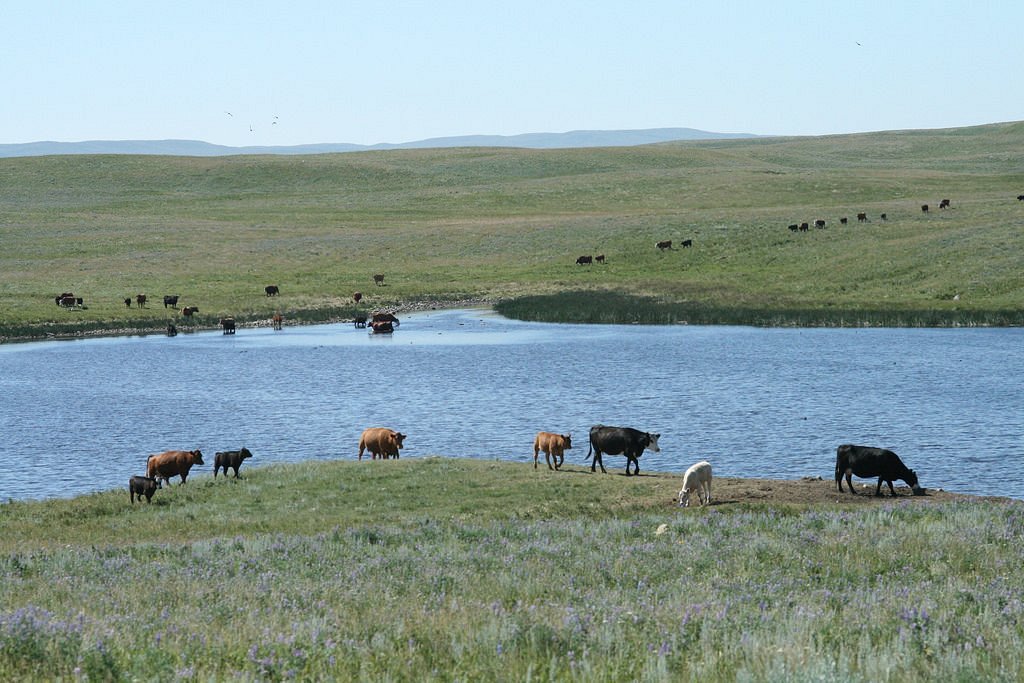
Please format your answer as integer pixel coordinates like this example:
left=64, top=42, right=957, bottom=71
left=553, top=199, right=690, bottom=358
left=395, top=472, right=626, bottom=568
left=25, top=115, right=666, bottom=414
left=239, top=447, right=253, bottom=461
left=393, top=432, right=407, bottom=448
left=191, top=449, right=204, bottom=465
left=562, top=434, right=572, bottom=450
left=905, top=469, right=923, bottom=494
left=646, top=433, right=661, bottom=453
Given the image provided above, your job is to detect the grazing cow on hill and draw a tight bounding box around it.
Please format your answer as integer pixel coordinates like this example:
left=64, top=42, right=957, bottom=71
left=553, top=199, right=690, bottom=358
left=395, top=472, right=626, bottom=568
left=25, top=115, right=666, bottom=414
left=880, top=213, right=887, bottom=221
left=815, top=219, right=826, bottom=229
left=533, top=432, right=572, bottom=471
left=857, top=212, right=868, bottom=222
left=353, top=291, right=363, bottom=304
left=124, top=297, right=132, bottom=308
left=373, top=274, right=385, bottom=286
left=678, top=460, right=712, bottom=507
left=595, top=254, right=605, bottom=263
left=799, top=222, right=809, bottom=232
left=265, top=285, right=279, bottom=297
left=788, top=224, right=799, bottom=232
left=840, top=217, right=848, bottom=225
left=681, top=239, right=693, bottom=248
left=55, top=292, right=75, bottom=306
left=220, top=317, right=236, bottom=334
left=587, top=424, right=661, bottom=476
left=146, top=449, right=204, bottom=486
left=835, top=444, right=923, bottom=497
left=163, top=295, right=179, bottom=308
left=939, top=199, right=951, bottom=209
left=129, top=475, right=161, bottom=504
left=214, top=447, right=253, bottom=478
left=1017, top=194, right=1024, bottom=201
left=180, top=306, right=199, bottom=318
left=576, top=255, right=593, bottom=265
left=921, top=204, right=929, bottom=213
left=57, top=294, right=77, bottom=308
left=358, top=428, right=406, bottom=460
left=135, top=294, right=147, bottom=308
left=656, top=240, right=673, bottom=251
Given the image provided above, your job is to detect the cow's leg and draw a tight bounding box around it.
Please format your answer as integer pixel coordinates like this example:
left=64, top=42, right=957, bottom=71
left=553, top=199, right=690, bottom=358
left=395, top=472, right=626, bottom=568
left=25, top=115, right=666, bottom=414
left=874, top=478, right=884, bottom=496
left=844, top=471, right=856, bottom=495
left=886, top=480, right=897, bottom=496
left=180, top=474, right=187, bottom=485
left=545, top=451, right=553, bottom=470
left=555, top=451, right=564, bottom=469
left=533, top=447, right=539, bottom=470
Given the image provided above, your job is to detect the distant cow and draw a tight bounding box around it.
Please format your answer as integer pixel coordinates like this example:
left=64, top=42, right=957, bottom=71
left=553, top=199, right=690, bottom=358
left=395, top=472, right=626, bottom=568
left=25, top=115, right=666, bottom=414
left=835, top=444, right=922, bottom=497
left=1017, top=195, right=1024, bottom=201
left=166, top=323, right=177, bottom=337
left=681, top=239, right=693, bottom=248
left=880, top=213, right=887, bottom=221
left=214, top=447, right=253, bottom=478
left=180, top=306, right=199, bottom=318
left=799, top=222, right=809, bottom=232
left=678, top=460, right=712, bottom=507
left=220, top=317, right=235, bottom=334
left=353, top=292, right=363, bottom=304
left=55, top=292, right=75, bottom=306
left=57, top=294, right=77, bottom=308
left=788, top=224, right=799, bottom=232
left=814, top=219, right=826, bottom=229
left=939, top=199, right=950, bottom=209
left=163, top=295, right=179, bottom=308
left=840, top=217, right=848, bottom=225
left=656, top=240, right=673, bottom=251
left=272, top=312, right=283, bottom=330
left=533, top=431, right=572, bottom=471
left=358, top=427, right=406, bottom=460
left=128, top=475, right=161, bottom=504
left=576, top=255, right=593, bottom=265
left=124, top=297, right=132, bottom=308
left=921, top=204, right=929, bottom=213
left=136, top=294, right=147, bottom=308
left=146, top=449, right=204, bottom=486
left=857, top=212, right=868, bottom=222
left=373, top=274, right=385, bottom=286
left=595, top=254, right=605, bottom=263
left=587, top=424, right=661, bottom=476
left=265, top=285, right=279, bottom=297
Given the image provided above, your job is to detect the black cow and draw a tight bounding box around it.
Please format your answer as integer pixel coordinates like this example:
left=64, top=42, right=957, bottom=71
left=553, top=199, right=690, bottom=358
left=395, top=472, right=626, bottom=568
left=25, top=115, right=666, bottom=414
left=840, top=217, right=848, bottom=225
left=595, top=254, right=605, bottom=263
left=921, top=204, right=929, bottom=213
left=814, top=219, right=826, bottom=229
left=799, top=222, right=809, bottom=232
left=576, top=255, right=593, bottom=265
left=163, top=295, right=179, bottom=308
left=214, top=447, right=253, bottom=478
left=681, top=239, right=693, bottom=248
left=939, top=199, right=950, bottom=209
left=788, top=224, right=799, bottom=232
left=220, top=317, right=236, bottom=334
left=265, top=285, right=280, bottom=297
left=587, top=425, right=661, bottom=476
left=1018, top=195, right=1024, bottom=201
left=880, top=213, right=887, bottom=221
left=857, top=212, right=868, bottom=222
left=129, top=475, right=161, bottom=504
left=835, top=444, right=922, bottom=497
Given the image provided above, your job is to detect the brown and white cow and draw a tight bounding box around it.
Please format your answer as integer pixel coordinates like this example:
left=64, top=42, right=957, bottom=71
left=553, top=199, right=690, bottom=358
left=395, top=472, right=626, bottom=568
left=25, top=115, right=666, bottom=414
left=533, top=431, right=572, bottom=470
left=656, top=240, right=673, bottom=251
left=146, top=449, right=204, bottom=485
left=358, top=428, right=406, bottom=460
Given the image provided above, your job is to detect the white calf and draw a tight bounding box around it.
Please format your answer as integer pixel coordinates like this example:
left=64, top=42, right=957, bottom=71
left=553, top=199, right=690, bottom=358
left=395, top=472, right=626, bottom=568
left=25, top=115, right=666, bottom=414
left=678, top=460, right=712, bottom=507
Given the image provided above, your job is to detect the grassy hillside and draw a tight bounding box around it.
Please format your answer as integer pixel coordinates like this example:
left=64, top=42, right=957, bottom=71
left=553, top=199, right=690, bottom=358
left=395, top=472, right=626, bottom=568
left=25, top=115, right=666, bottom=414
left=1, top=122, right=1022, bottom=338
left=1, top=459, right=1021, bottom=681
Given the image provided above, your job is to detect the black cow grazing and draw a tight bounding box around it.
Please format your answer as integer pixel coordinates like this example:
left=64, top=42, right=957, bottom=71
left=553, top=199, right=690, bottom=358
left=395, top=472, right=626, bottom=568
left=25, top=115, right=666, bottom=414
left=587, top=424, right=661, bottom=476
left=681, top=239, right=693, bottom=248
left=129, top=475, right=161, bottom=504
left=1017, top=195, right=1024, bottom=201
left=857, top=212, right=868, bottom=222
left=576, top=255, right=593, bottom=265
left=939, top=199, right=950, bottom=209
left=880, top=213, right=888, bottom=221
left=124, top=297, right=132, bottom=308
left=799, top=222, right=809, bottom=232
left=835, top=444, right=923, bottom=497
left=595, top=254, right=605, bottom=263
left=265, top=285, right=279, bottom=297
left=656, top=240, right=673, bottom=251
left=788, top=224, right=799, bottom=232
left=136, top=294, right=147, bottom=308
left=840, top=217, right=848, bottom=225
left=373, top=274, right=385, bottom=286
left=180, top=306, right=199, bottom=318
left=814, top=219, right=826, bottom=229
left=214, top=447, right=253, bottom=478
left=921, top=204, right=929, bottom=213
left=220, top=317, right=236, bottom=334
left=163, top=295, right=179, bottom=308
left=353, top=291, right=363, bottom=304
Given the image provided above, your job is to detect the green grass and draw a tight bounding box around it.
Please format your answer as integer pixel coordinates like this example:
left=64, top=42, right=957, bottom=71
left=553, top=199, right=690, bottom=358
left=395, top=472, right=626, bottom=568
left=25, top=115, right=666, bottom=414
left=1, top=459, right=1022, bottom=681
left=2, top=122, right=1023, bottom=339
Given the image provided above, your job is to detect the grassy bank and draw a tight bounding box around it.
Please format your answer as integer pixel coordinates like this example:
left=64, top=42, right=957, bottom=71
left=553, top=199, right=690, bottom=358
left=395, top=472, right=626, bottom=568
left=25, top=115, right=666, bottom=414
left=1, top=458, right=1021, bottom=681
left=1, top=122, right=1023, bottom=339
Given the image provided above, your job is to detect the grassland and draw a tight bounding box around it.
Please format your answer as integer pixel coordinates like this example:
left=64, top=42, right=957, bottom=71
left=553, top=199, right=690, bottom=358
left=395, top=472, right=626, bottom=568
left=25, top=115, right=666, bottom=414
left=1, top=122, right=1023, bottom=340
left=0, top=458, right=1021, bottom=681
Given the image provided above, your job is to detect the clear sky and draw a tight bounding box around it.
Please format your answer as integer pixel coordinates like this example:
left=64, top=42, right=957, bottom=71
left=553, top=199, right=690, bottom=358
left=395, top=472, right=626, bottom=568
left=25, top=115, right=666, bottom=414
left=4, top=1, right=1021, bottom=147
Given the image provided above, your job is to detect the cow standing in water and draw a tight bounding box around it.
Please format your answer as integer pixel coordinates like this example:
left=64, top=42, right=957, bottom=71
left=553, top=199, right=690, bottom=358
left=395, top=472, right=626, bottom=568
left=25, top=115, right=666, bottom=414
left=587, top=425, right=660, bottom=476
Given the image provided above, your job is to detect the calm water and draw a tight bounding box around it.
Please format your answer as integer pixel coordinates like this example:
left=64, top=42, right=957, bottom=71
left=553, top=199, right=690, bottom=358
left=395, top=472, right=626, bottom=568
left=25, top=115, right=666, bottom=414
left=1, top=309, right=1021, bottom=501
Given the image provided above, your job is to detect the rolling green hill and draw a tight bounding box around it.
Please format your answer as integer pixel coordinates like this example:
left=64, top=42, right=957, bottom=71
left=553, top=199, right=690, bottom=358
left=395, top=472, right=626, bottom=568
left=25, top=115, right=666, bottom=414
left=1, top=121, right=1022, bottom=339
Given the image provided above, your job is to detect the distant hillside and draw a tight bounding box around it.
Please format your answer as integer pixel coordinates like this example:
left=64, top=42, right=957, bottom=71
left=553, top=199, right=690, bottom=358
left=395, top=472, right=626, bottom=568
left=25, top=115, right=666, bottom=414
left=0, top=128, right=756, bottom=158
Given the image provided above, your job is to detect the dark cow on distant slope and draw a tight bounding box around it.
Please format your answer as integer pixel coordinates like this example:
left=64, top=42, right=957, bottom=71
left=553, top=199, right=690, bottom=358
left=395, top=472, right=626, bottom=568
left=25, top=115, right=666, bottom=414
left=656, top=240, right=673, bottom=251
left=587, top=424, right=661, bottom=476
left=835, top=444, right=923, bottom=497
left=576, top=255, right=593, bottom=265
left=265, top=285, right=279, bottom=297
left=163, top=295, right=179, bottom=308
left=214, top=447, right=253, bottom=478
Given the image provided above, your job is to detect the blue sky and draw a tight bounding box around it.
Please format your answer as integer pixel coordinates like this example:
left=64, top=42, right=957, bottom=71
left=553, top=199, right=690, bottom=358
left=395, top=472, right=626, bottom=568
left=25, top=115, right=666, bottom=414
left=4, top=1, right=1021, bottom=146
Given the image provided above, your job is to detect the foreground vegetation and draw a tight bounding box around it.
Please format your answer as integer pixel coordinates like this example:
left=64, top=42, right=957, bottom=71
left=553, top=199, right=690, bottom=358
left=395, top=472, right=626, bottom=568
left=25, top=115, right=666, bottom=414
left=1, top=122, right=1023, bottom=340
left=1, top=459, right=1022, bottom=681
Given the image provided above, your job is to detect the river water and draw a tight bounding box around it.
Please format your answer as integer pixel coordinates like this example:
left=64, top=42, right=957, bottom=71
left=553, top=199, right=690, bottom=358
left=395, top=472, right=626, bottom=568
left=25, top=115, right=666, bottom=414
left=0, top=309, right=1020, bottom=501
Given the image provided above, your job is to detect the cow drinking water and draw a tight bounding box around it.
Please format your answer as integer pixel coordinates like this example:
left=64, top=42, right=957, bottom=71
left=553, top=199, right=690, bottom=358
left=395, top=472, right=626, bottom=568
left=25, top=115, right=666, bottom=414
left=587, top=424, right=660, bottom=476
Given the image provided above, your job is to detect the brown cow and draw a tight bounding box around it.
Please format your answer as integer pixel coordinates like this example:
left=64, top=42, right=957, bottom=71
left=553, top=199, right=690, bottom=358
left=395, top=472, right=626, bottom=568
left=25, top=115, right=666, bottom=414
left=135, top=294, right=147, bottom=308
left=595, top=254, right=605, bottom=263
left=272, top=312, right=283, bottom=330
left=533, top=431, right=572, bottom=470
left=146, top=449, right=204, bottom=485
left=358, top=428, right=406, bottom=460
left=180, top=306, right=199, bottom=318
left=656, top=240, right=673, bottom=251
left=857, top=212, right=868, bottom=222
